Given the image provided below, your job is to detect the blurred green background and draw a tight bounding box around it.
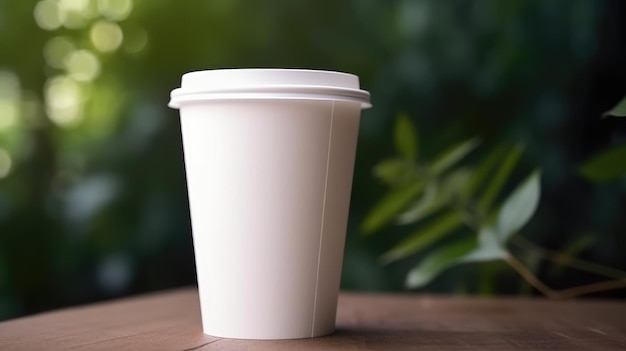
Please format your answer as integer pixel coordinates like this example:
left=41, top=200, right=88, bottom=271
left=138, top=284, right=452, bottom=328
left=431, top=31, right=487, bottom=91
left=1, top=0, right=626, bottom=320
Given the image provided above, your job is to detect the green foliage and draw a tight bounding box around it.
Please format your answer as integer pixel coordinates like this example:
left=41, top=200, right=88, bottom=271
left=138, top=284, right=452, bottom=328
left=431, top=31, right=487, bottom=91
left=361, top=181, right=425, bottom=235
left=587, top=93, right=626, bottom=183
left=363, top=115, right=481, bottom=235
left=408, top=170, right=543, bottom=289
left=405, top=228, right=508, bottom=289
left=365, top=115, right=542, bottom=288
left=466, top=146, right=508, bottom=198
left=381, top=211, right=464, bottom=264
left=603, top=96, right=626, bottom=117
left=547, top=235, right=595, bottom=277
left=394, top=113, right=419, bottom=161
left=396, top=183, right=442, bottom=224
left=405, top=237, right=477, bottom=288
left=495, top=171, right=541, bottom=243
left=477, top=144, right=525, bottom=214
left=466, top=227, right=508, bottom=262
left=579, top=145, right=626, bottom=183
left=430, top=139, right=481, bottom=176
left=373, top=159, right=418, bottom=188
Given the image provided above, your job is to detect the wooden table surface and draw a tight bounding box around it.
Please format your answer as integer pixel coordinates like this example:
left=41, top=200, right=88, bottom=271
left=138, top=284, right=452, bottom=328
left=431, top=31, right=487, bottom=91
left=1, top=287, right=625, bottom=350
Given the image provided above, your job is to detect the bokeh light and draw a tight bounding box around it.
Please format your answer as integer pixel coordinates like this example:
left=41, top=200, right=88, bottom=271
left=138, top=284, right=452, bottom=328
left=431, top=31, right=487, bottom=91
left=20, top=91, right=44, bottom=129
left=61, top=9, right=87, bottom=29
left=59, top=0, right=92, bottom=28
left=59, top=0, right=89, bottom=13
left=44, top=75, right=84, bottom=128
left=0, top=148, right=12, bottom=179
left=90, top=20, right=124, bottom=52
left=0, top=72, right=20, bottom=131
left=123, top=24, right=148, bottom=54
left=0, top=101, right=18, bottom=131
left=65, top=50, right=101, bottom=82
left=97, top=0, right=133, bottom=21
left=33, top=0, right=66, bottom=31
left=98, top=253, right=133, bottom=294
left=64, top=174, right=118, bottom=225
left=43, top=36, right=75, bottom=69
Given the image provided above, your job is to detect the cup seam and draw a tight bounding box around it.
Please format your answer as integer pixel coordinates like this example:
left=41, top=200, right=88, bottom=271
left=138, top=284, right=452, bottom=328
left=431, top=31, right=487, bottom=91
left=310, top=101, right=335, bottom=337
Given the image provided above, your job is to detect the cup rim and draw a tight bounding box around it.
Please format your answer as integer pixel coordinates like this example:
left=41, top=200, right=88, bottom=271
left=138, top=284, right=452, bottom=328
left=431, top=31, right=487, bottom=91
left=169, top=69, right=371, bottom=109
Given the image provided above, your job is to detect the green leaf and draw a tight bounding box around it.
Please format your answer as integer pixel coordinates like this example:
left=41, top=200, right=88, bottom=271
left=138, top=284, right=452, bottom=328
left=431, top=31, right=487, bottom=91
left=430, top=138, right=480, bottom=175
left=462, top=227, right=507, bottom=262
left=603, top=95, right=626, bottom=117
left=466, top=145, right=507, bottom=198
left=404, top=229, right=505, bottom=289
left=440, top=168, right=473, bottom=203
left=397, top=169, right=472, bottom=225
left=579, top=145, right=626, bottom=183
left=495, top=170, right=541, bottom=242
left=381, top=211, right=464, bottom=263
left=394, top=113, right=419, bottom=161
left=477, top=144, right=524, bottom=214
left=396, top=183, right=442, bottom=224
left=405, top=237, right=476, bottom=288
left=362, top=181, right=425, bottom=235
left=372, top=158, right=417, bottom=187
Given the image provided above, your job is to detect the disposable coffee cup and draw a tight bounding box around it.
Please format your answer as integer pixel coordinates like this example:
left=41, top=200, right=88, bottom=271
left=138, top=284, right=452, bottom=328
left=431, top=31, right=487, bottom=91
left=169, top=69, right=371, bottom=340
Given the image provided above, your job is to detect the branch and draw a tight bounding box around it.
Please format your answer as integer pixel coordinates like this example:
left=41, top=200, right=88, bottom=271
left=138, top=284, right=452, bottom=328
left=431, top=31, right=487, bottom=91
left=505, top=252, right=626, bottom=299
left=511, top=236, right=626, bottom=279
left=554, top=279, right=626, bottom=300
left=504, top=253, right=556, bottom=298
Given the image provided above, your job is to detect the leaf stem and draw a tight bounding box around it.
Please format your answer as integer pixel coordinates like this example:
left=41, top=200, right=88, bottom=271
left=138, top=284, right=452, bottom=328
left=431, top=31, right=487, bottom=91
left=504, top=252, right=555, bottom=297
left=553, top=279, right=626, bottom=299
left=511, top=236, right=626, bottom=279
left=505, top=251, right=626, bottom=299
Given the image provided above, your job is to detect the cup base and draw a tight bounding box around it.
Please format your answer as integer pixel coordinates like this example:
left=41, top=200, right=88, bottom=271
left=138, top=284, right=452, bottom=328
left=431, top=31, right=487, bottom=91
left=202, top=327, right=335, bottom=340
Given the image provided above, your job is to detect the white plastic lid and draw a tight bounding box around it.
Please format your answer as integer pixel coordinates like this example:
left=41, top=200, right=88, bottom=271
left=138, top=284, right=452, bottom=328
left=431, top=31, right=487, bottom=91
left=168, top=69, right=371, bottom=109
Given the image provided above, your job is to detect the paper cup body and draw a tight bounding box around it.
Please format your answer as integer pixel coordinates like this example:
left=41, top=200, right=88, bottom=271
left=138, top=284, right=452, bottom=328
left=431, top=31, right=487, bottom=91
left=170, top=69, right=370, bottom=339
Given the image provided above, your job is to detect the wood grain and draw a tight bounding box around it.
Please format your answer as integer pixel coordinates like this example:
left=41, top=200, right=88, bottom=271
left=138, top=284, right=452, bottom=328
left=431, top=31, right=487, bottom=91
left=1, top=287, right=625, bottom=350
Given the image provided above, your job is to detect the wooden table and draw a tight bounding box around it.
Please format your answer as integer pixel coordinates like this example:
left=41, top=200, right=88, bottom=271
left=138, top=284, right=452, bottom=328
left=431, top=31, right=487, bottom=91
left=1, top=287, right=625, bottom=350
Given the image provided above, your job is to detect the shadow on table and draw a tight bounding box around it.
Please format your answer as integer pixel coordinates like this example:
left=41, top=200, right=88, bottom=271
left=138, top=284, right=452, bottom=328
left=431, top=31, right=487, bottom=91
left=196, top=327, right=593, bottom=351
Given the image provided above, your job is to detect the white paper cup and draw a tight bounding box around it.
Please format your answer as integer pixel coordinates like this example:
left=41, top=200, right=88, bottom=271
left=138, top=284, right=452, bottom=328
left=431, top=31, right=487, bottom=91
left=169, top=69, right=371, bottom=340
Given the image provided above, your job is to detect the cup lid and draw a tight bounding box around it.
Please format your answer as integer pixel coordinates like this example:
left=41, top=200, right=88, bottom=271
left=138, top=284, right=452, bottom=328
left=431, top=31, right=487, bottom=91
left=168, top=69, right=371, bottom=109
